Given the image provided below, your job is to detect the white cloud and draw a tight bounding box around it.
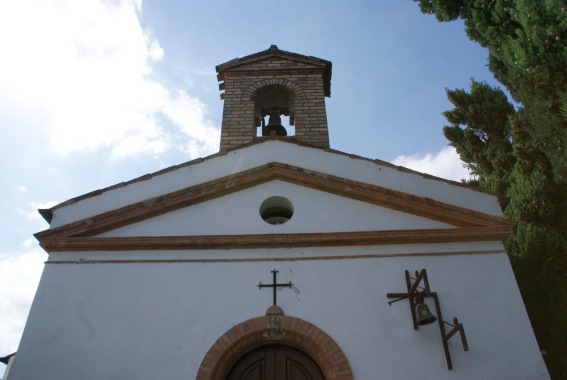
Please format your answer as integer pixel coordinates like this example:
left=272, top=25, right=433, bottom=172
left=196, top=69, right=217, bottom=76
left=0, top=0, right=219, bottom=160
left=163, top=90, right=220, bottom=158
left=0, top=251, right=45, bottom=357
left=22, top=239, right=39, bottom=249
left=16, top=185, right=27, bottom=193
left=392, top=146, right=471, bottom=182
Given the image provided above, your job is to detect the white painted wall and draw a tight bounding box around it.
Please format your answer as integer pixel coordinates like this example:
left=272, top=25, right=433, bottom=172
left=9, top=247, right=548, bottom=379
left=1, top=356, right=14, bottom=380
left=18, top=142, right=545, bottom=379
left=49, top=141, right=503, bottom=228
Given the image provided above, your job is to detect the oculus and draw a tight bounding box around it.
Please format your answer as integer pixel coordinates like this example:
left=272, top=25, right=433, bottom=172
left=260, top=196, right=294, bottom=225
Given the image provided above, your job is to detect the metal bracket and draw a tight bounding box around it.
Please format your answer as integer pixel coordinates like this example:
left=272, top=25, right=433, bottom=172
left=387, top=269, right=469, bottom=370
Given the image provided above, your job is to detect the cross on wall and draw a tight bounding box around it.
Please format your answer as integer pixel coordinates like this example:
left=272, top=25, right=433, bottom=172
left=258, top=269, right=293, bottom=306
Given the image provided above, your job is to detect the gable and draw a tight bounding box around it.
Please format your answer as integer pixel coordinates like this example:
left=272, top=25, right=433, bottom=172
left=97, top=180, right=454, bottom=238
left=35, top=162, right=514, bottom=252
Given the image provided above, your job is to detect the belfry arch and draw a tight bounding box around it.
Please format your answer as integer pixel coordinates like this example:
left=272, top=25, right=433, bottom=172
left=196, top=307, right=353, bottom=380
left=246, top=79, right=306, bottom=138
left=243, top=78, right=306, bottom=101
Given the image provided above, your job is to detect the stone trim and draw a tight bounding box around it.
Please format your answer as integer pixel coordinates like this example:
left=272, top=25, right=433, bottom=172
left=196, top=310, right=353, bottom=380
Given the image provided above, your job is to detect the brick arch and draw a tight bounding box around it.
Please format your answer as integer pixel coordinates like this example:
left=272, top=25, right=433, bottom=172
left=196, top=308, right=353, bottom=380
left=242, top=78, right=307, bottom=102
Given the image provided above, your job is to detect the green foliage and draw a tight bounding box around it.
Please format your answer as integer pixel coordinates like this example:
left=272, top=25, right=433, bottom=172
left=442, top=81, right=515, bottom=194
left=416, top=0, right=465, bottom=21
left=509, top=242, right=567, bottom=377
left=414, top=0, right=567, bottom=377
left=418, top=0, right=567, bottom=180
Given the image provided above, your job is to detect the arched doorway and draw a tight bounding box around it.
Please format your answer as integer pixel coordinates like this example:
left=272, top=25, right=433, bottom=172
left=226, top=345, right=325, bottom=380
left=196, top=306, right=353, bottom=380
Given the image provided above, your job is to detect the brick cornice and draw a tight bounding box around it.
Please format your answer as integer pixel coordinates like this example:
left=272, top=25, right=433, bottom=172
left=216, top=46, right=330, bottom=73
left=217, top=54, right=328, bottom=72
left=222, top=68, right=326, bottom=78
left=35, top=162, right=513, bottom=251
left=39, top=227, right=512, bottom=252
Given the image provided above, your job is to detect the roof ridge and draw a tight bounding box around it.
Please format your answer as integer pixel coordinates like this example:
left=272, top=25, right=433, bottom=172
left=40, top=138, right=499, bottom=223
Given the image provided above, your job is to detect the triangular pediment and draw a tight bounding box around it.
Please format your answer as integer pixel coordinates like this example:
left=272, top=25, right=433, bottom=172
left=35, top=163, right=514, bottom=252
left=96, top=180, right=455, bottom=237
left=216, top=45, right=332, bottom=96
left=216, top=45, right=330, bottom=71
left=220, top=55, right=326, bottom=71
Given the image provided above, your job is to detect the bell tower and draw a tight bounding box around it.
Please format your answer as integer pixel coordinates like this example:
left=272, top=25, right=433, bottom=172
left=216, top=45, right=332, bottom=150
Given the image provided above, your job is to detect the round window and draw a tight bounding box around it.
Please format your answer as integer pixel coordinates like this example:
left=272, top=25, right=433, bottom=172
left=260, top=196, right=294, bottom=225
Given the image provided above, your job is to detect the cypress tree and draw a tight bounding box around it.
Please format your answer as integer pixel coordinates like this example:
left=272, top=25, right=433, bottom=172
left=414, top=1, right=567, bottom=377
left=442, top=81, right=515, bottom=194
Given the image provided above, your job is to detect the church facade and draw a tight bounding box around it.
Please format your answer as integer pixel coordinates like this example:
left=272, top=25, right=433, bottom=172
left=6, top=46, right=549, bottom=379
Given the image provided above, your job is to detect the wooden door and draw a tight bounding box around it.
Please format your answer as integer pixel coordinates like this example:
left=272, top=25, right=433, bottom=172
left=226, top=345, right=325, bottom=380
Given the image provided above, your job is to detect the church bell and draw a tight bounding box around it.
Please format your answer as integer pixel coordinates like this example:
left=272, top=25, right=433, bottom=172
left=262, top=112, right=288, bottom=137
left=415, top=293, right=437, bottom=325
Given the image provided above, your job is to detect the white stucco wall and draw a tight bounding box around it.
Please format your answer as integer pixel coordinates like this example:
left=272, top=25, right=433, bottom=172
left=49, top=141, right=503, bottom=228
left=9, top=247, right=548, bottom=379
left=18, top=142, right=546, bottom=379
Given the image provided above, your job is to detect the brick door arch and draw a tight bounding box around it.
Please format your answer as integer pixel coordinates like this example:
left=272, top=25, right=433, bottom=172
left=196, top=307, right=353, bottom=380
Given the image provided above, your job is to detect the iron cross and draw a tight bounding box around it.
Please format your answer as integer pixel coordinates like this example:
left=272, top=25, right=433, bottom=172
left=258, top=269, right=293, bottom=306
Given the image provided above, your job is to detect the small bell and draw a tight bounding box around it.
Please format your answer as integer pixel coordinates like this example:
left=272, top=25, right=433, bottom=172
left=262, top=112, right=287, bottom=136
left=415, top=293, right=437, bottom=325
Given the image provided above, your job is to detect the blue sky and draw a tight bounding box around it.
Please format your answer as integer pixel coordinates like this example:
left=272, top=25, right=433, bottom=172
left=0, top=0, right=503, bottom=370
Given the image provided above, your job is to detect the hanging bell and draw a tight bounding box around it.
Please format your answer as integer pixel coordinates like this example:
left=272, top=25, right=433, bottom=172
left=262, top=112, right=287, bottom=137
left=415, top=293, right=437, bottom=325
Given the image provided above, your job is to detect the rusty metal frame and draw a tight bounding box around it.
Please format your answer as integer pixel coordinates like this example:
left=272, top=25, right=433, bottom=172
left=387, top=269, right=469, bottom=370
